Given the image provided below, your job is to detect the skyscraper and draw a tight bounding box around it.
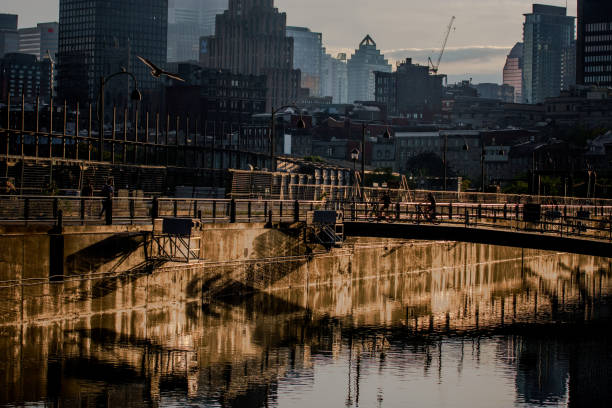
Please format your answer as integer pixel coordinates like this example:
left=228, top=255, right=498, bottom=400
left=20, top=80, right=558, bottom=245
left=57, top=0, right=168, bottom=104
left=18, top=23, right=59, bottom=60
left=503, top=42, right=523, bottom=103
left=321, top=52, right=348, bottom=104
left=200, top=0, right=300, bottom=110
left=0, top=14, right=18, bottom=58
left=577, top=0, right=612, bottom=86
left=522, top=4, right=575, bottom=104
left=286, top=26, right=323, bottom=97
left=167, top=0, right=227, bottom=63
left=347, top=35, right=391, bottom=103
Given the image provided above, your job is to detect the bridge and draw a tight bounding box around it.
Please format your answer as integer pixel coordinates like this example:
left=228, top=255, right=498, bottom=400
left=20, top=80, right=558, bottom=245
left=1, top=192, right=611, bottom=258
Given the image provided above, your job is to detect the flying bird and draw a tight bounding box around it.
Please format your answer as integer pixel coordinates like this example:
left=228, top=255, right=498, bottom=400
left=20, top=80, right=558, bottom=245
left=137, top=56, right=185, bottom=82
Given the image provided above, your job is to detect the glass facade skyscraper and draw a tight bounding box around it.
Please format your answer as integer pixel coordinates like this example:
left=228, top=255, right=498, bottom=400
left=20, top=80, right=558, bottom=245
left=503, top=43, right=523, bottom=103
left=577, top=0, right=612, bottom=86
left=167, top=0, right=227, bottom=63
left=57, top=0, right=168, bottom=104
left=522, top=4, right=575, bottom=104
left=286, top=26, right=324, bottom=97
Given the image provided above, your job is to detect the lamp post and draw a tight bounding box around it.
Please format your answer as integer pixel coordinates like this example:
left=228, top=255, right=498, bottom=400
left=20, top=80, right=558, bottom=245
left=360, top=122, right=391, bottom=200
left=270, top=105, right=306, bottom=172
left=443, top=133, right=448, bottom=191
left=98, top=70, right=142, bottom=162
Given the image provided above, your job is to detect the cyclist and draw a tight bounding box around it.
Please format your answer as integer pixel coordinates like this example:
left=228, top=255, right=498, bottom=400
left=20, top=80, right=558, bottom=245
left=426, top=192, right=437, bottom=221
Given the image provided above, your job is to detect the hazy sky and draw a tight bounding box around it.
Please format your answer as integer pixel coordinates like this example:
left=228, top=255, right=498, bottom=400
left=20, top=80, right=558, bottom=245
left=1, top=0, right=577, bottom=83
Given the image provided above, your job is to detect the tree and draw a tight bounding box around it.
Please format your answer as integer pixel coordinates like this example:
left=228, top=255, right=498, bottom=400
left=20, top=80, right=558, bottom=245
left=406, top=152, right=449, bottom=178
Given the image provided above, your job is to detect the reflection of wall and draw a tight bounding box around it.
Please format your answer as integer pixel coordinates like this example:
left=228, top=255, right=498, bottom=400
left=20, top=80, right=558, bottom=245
left=2, top=238, right=611, bottom=407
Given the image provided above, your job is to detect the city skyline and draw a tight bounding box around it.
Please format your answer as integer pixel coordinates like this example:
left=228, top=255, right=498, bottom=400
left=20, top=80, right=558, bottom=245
left=2, top=0, right=577, bottom=83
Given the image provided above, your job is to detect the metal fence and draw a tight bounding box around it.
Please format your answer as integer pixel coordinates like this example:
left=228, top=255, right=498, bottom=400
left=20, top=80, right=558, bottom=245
left=2, top=194, right=611, bottom=242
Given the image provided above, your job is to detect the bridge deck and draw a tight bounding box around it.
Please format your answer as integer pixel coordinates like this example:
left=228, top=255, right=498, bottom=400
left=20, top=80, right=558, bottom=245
left=344, top=221, right=612, bottom=258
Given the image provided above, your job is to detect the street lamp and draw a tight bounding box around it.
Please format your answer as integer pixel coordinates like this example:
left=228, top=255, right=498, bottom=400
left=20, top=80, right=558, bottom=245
left=270, top=105, right=306, bottom=172
left=360, top=122, right=391, bottom=200
left=97, top=70, right=142, bottom=161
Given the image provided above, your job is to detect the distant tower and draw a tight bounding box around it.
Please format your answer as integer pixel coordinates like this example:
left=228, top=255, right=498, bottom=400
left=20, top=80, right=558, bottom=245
left=577, top=0, right=612, bottom=86
left=347, top=35, right=392, bottom=103
left=503, top=43, right=523, bottom=103
left=57, top=0, right=168, bottom=105
left=287, top=26, right=324, bottom=97
left=522, top=4, right=575, bottom=104
left=167, top=0, right=227, bottom=63
left=200, top=0, right=300, bottom=110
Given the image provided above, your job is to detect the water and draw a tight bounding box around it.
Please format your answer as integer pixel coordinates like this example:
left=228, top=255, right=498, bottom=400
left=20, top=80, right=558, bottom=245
left=1, top=243, right=611, bottom=407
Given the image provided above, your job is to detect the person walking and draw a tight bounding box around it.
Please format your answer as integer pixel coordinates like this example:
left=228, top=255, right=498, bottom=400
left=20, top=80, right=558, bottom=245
left=99, top=178, right=114, bottom=224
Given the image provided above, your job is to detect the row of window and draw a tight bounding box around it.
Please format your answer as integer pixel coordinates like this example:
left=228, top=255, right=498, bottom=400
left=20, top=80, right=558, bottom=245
left=585, top=75, right=612, bottom=83
left=585, top=34, right=612, bottom=43
left=585, top=45, right=612, bottom=52
left=586, top=22, right=612, bottom=33
left=585, top=55, right=612, bottom=62
left=585, top=65, right=612, bottom=72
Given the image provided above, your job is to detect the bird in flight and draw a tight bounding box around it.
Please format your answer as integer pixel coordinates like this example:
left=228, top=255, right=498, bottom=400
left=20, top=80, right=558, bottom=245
left=137, top=56, right=185, bottom=82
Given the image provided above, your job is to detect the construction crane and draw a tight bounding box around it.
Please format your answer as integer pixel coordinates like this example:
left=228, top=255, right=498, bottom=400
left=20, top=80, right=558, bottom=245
left=428, top=16, right=456, bottom=75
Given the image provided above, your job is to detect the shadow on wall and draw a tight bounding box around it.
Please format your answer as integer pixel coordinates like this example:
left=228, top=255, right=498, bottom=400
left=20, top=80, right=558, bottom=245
left=65, top=233, right=147, bottom=274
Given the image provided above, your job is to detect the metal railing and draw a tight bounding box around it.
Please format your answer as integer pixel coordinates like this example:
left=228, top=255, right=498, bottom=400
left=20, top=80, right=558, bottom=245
left=344, top=201, right=612, bottom=242
left=1, top=195, right=611, bottom=243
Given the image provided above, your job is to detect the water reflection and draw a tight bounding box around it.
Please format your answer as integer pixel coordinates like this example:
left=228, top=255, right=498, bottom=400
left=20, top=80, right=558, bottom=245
left=1, top=244, right=611, bottom=407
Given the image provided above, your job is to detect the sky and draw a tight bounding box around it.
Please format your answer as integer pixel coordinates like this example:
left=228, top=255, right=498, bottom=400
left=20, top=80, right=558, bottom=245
left=1, top=0, right=578, bottom=84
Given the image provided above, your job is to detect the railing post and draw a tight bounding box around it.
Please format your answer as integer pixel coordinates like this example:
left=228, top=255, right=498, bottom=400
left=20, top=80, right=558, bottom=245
left=129, top=192, right=135, bottom=224
left=294, top=200, right=299, bottom=223
left=105, top=198, right=113, bottom=226
left=151, top=197, right=158, bottom=221
left=465, top=208, right=469, bottom=227
left=173, top=200, right=178, bottom=218
left=279, top=201, right=283, bottom=220
left=265, top=210, right=273, bottom=228
left=503, top=204, right=507, bottom=220
left=230, top=199, right=236, bottom=223
left=193, top=200, right=198, bottom=218
left=477, top=204, right=482, bottom=220
left=57, top=209, right=63, bottom=228
left=448, top=203, right=452, bottom=221
left=264, top=201, right=268, bottom=222
left=198, top=210, right=202, bottom=220
left=396, top=202, right=401, bottom=221
left=212, top=200, right=217, bottom=223
left=24, top=197, right=30, bottom=225
left=80, top=198, right=85, bottom=225
left=248, top=201, right=252, bottom=222
left=52, top=198, right=58, bottom=220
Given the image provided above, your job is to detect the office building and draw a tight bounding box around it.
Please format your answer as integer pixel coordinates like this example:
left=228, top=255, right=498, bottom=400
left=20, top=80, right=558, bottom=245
left=200, top=0, right=300, bottom=111
left=167, top=0, right=227, bottom=63
left=577, top=0, right=612, bottom=86
left=287, top=26, right=324, bottom=96
left=503, top=42, right=523, bottom=103
left=165, top=63, right=266, bottom=123
left=0, top=14, right=18, bottom=58
left=347, top=35, right=391, bottom=103
left=474, top=83, right=515, bottom=103
left=375, top=58, right=444, bottom=119
left=321, top=52, right=348, bottom=103
left=522, top=4, right=575, bottom=104
left=57, top=0, right=168, bottom=105
left=0, top=53, right=52, bottom=102
left=18, top=22, right=59, bottom=60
